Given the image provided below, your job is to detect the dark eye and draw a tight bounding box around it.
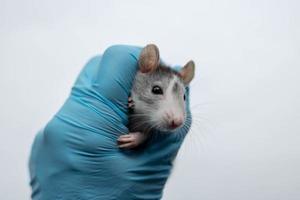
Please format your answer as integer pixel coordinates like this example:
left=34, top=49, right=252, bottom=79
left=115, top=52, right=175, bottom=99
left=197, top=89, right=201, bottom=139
left=152, top=85, right=163, bottom=95
left=184, top=94, right=186, bottom=101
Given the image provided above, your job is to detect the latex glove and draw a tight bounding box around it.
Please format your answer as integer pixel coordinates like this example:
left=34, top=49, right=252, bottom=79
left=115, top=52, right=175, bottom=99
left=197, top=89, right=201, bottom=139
left=29, top=45, right=192, bottom=200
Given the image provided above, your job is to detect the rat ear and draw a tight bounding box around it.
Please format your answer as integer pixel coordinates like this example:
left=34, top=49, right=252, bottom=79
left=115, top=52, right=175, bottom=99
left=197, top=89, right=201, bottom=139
left=179, top=60, right=195, bottom=85
left=139, top=44, right=160, bottom=73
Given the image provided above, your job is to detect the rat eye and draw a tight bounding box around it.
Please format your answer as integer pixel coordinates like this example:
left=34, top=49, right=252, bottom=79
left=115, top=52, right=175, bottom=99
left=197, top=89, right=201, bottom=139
left=152, top=85, right=163, bottom=95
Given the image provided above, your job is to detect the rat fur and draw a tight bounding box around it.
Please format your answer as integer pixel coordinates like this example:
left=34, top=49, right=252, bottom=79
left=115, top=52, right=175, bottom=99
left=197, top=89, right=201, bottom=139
left=118, top=44, right=195, bottom=149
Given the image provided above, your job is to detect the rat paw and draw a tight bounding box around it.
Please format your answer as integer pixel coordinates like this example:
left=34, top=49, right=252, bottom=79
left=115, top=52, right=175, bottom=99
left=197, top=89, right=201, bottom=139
left=117, top=132, right=145, bottom=149
left=128, top=97, right=135, bottom=110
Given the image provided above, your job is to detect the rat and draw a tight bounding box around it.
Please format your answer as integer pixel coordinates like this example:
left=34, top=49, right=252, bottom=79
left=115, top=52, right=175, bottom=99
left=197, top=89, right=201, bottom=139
left=117, top=44, right=195, bottom=149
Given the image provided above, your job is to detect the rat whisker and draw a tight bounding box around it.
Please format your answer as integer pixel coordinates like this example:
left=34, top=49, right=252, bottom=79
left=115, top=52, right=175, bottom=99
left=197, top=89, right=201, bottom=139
left=190, top=102, right=212, bottom=109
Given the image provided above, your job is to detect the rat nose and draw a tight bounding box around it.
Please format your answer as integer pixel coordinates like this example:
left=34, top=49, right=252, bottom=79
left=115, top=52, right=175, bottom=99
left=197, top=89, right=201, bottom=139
left=169, top=118, right=183, bottom=129
left=164, top=111, right=184, bottom=129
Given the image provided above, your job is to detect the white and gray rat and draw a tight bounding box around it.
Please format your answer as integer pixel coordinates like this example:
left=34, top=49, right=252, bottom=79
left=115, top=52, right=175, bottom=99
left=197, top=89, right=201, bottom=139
left=118, top=44, right=195, bottom=149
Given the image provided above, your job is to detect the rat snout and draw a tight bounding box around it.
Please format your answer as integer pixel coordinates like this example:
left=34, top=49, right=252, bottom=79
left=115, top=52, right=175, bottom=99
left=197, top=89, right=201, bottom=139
left=170, top=118, right=183, bottom=129
left=164, top=111, right=184, bottom=130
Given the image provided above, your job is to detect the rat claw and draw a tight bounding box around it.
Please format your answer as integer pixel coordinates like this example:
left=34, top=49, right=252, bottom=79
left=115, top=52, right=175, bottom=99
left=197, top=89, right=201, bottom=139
left=128, top=97, right=135, bottom=109
left=128, top=103, right=135, bottom=108
left=118, top=135, right=134, bottom=142
left=118, top=134, right=132, bottom=139
left=117, top=132, right=144, bottom=149
left=119, top=142, right=137, bottom=148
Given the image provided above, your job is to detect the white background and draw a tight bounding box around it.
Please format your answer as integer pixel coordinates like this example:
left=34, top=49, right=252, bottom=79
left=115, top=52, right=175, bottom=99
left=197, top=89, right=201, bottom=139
left=1, top=0, right=299, bottom=199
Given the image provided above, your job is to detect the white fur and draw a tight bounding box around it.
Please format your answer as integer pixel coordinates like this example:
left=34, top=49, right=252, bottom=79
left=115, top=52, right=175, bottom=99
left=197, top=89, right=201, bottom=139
left=151, top=76, right=186, bottom=130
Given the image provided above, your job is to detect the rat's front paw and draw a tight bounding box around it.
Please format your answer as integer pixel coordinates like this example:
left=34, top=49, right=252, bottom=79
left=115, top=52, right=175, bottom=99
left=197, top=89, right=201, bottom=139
left=128, top=97, right=135, bottom=110
left=117, top=132, right=145, bottom=149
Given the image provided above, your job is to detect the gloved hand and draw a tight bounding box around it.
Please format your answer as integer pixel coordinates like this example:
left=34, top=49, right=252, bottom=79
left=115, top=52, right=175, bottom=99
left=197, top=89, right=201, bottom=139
left=29, top=45, right=192, bottom=200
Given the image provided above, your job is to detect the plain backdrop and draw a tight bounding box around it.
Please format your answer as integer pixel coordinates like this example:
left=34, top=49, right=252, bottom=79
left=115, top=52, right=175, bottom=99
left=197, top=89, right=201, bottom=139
left=1, top=0, right=299, bottom=199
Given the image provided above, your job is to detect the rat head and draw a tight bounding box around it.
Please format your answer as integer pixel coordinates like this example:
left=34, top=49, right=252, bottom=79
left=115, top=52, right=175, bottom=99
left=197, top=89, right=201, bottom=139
left=131, top=44, right=195, bottom=132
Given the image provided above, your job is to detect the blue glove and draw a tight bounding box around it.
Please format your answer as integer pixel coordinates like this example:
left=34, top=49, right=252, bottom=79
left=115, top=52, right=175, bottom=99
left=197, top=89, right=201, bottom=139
left=29, top=45, right=192, bottom=200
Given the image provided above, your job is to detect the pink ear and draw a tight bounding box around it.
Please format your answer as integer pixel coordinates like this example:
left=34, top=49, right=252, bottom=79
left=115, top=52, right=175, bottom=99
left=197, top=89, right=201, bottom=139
left=139, top=44, right=160, bottom=73
left=179, top=60, right=195, bottom=85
